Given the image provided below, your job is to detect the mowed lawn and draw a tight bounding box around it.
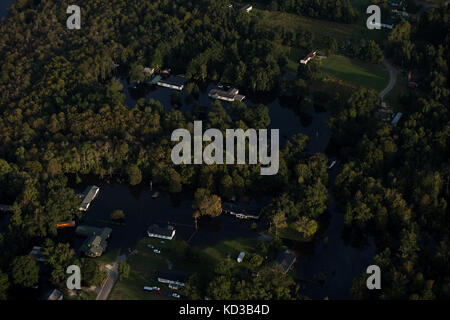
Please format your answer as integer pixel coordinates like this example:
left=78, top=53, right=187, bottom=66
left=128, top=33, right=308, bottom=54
left=319, top=55, right=389, bottom=91
left=256, top=9, right=388, bottom=45
left=109, top=238, right=171, bottom=300
left=108, top=236, right=265, bottom=300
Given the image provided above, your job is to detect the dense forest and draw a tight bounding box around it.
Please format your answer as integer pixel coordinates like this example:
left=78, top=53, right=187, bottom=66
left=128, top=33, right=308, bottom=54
left=0, top=0, right=448, bottom=300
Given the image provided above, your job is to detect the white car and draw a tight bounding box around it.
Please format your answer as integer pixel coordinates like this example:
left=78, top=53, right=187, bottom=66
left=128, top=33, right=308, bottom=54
left=147, top=244, right=154, bottom=249
left=172, top=293, right=181, bottom=298
left=153, top=249, right=161, bottom=254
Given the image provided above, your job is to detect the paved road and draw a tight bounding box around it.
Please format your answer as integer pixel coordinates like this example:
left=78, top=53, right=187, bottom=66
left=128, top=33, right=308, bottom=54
left=379, top=59, right=398, bottom=100
left=96, top=254, right=127, bottom=300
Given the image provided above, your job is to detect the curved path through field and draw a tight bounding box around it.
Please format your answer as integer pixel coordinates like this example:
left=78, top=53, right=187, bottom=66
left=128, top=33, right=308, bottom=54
left=379, top=59, right=398, bottom=100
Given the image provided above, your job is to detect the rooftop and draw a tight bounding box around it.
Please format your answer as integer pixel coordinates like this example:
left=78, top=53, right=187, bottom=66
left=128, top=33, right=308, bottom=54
left=147, top=224, right=175, bottom=237
left=275, top=251, right=297, bottom=273
left=76, top=225, right=112, bottom=257
left=158, top=270, right=189, bottom=283
left=79, top=186, right=99, bottom=211
left=158, top=75, right=186, bottom=87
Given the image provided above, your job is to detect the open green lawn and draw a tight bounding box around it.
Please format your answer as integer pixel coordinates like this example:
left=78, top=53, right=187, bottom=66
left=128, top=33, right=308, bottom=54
left=256, top=9, right=388, bottom=46
left=202, top=238, right=261, bottom=263
left=319, top=55, right=389, bottom=91
left=109, top=238, right=172, bottom=300
left=109, top=236, right=267, bottom=300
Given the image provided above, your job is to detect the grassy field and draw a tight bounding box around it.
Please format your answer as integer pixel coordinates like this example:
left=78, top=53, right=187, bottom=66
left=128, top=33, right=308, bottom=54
left=109, top=238, right=173, bottom=300
left=256, top=8, right=388, bottom=46
left=286, top=50, right=389, bottom=92
left=319, top=55, right=389, bottom=91
left=109, top=236, right=268, bottom=300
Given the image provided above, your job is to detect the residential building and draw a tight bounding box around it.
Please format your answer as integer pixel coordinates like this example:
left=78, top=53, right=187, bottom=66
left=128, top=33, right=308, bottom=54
left=46, top=289, right=63, bottom=300
left=144, top=67, right=155, bottom=76
left=147, top=224, right=176, bottom=240
left=240, top=4, right=252, bottom=12
left=300, top=51, right=317, bottom=64
left=29, top=246, right=47, bottom=262
left=274, top=251, right=297, bottom=274
left=150, top=75, right=162, bottom=85
left=76, top=225, right=112, bottom=257
left=0, top=204, right=12, bottom=212
left=157, top=75, right=185, bottom=91
left=222, top=202, right=261, bottom=220
left=208, top=87, right=245, bottom=102
left=79, top=186, right=100, bottom=211
left=157, top=270, right=189, bottom=287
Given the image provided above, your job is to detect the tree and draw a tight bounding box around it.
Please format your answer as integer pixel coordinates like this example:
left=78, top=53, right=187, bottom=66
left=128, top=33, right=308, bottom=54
left=81, top=258, right=106, bottom=286
left=272, top=212, right=287, bottom=236
left=110, top=209, right=125, bottom=220
left=43, top=240, right=78, bottom=285
left=127, top=165, right=142, bottom=185
left=193, top=188, right=222, bottom=218
left=248, top=254, right=263, bottom=269
left=11, top=255, right=39, bottom=288
left=118, top=262, right=130, bottom=280
left=129, top=63, right=147, bottom=83
left=0, top=270, right=9, bottom=300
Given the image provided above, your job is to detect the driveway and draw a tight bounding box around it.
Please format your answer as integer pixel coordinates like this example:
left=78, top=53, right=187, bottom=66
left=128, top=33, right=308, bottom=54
left=379, top=59, right=398, bottom=100
left=96, top=254, right=127, bottom=300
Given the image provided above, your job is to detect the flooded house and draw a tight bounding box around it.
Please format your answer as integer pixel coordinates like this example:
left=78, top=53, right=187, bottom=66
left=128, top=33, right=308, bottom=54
left=222, top=202, right=261, bottom=220
left=208, top=87, right=245, bottom=102
left=79, top=186, right=100, bottom=211
left=0, top=204, right=12, bottom=212
left=147, top=224, right=176, bottom=240
left=274, top=251, right=297, bottom=274
left=157, top=75, right=185, bottom=91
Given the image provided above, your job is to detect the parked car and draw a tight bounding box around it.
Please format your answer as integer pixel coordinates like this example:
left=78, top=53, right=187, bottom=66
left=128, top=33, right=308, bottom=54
left=172, top=293, right=181, bottom=298
left=148, top=286, right=160, bottom=291
left=147, top=244, right=154, bottom=249
left=153, top=249, right=161, bottom=254
left=153, top=290, right=162, bottom=295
